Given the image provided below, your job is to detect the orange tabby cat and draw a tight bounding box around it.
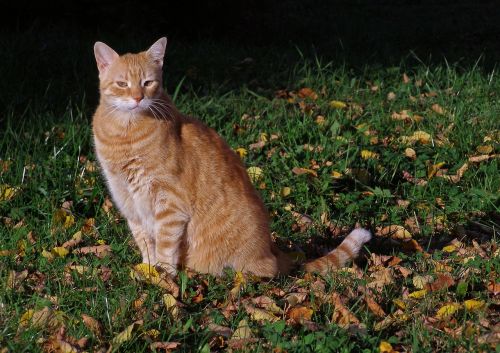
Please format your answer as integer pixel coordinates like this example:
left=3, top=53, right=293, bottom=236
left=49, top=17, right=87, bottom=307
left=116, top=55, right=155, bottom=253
left=92, top=38, right=371, bottom=277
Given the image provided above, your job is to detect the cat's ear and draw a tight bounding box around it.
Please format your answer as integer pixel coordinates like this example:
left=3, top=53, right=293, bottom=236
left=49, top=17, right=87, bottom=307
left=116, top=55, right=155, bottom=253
left=94, top=41, right=119, bottom=73
left=147, top=37, right=167, bottom=67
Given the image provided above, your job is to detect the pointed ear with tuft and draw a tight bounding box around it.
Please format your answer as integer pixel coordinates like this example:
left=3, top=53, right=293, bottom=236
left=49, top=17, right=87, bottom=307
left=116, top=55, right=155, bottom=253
left=94, top=41, right=119, bottom=74
left=147, top=37, right=167, bottom=67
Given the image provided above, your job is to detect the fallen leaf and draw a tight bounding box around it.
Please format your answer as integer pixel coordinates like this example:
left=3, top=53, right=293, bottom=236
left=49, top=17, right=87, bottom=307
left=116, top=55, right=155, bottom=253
left=361, top=150, right=379, bottom=160
left=379, top=341, right=394, bottom=353
left=330, top=293, right=360, bottom=327
left=285, top=292, right=308, bottom=306
left=298, top=87, right=318, bottom=100
left=405, top=148, right=416, bottom=160
left=234, top=147, right=247, bottom=158
left=487, top=281, right=500, bottom=295
left=425, top=273, right=455, bottom=292
left=402, top=73, right=410, bottom=84
left=163, top=293, right=180, bottom=319
left=252, top=296, right=283, bottom=314
left=129, top=263, right=179, bottom=296
left=61, top=231, right=83, bottom=249
left=281, top=187, right=291, bottom=197
left=81, top=314, right=103, bottom=337
left=249, top=141, right=266, bottom=150
left=469, top=154, right=498, bottom=163
left=287, top=306, right=313, bottom=324
left=428, top=162, right=446, bottom=179
left=7, top=269, right=28, bottom=290
left=413, top=275, right=433, bottom=289
left=408, top=289, right=428, bottom=299
left=292, top=167, right=318, bottom=177
left=476, top=145, right=493, bottom=154
left=365, top=295, right=386, bottom=317
left=73, top=245, right=111, bottom=258
left=0, top=184, right=19, bottom=201
left=245, top=304, right=280, bottom=323
left=331, top=171, right=343, bottom=179
left=231, top=319, right=252, bottom=340
left=52, top=247, right=70, bottom=258
left=464, top=299, right=485, bottom=311
left=330, top=100, right=347, bottom=109
left=392, top=299, right=407, bottom=310
left=431, top=104, right=445, bottom=115
left=442, top=163, right=468, bottom=183
left=378, top=225, right=412, bottom=240
left=247, top=166, right=263, bottom=183
left=150, top=342, right=181, bottom=351
left=436, top=303, right=461, bottom=319
left=387, top=92, right=396, bottom=101
left=109, top=320, right=143, bottom=350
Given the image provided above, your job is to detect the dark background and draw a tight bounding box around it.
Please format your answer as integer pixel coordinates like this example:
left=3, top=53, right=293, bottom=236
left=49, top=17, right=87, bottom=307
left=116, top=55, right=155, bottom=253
left=1, top=0, right=499, bottom=116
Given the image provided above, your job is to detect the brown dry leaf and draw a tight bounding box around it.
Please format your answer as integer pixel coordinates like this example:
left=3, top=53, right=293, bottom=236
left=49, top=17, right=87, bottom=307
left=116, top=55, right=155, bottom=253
left=442, top=163, right=468, bottom=183
left=330, top=293, right=360, bottom=327
left=61, top=231, right=83, bottom=249
left=431, top=103, right=445, bottom=115
left=413, top=275, right=433, bottom=289
left=425, top=273, right=455, bottom=292
left=367, top=268, right=394, bottom=291
left=402, top=170, right=428, bottom=186
left=428, top=162, right=446, bottom=179
left=364, top=295, right=386, bottom=317
left=405, top=148, right=416, bottom=160
left=73, top=244, right=111, bottom=258
left=251, top=295, right=283, bottom=314
left=487, top=281, right=500, bottom=296
left=285, top=292, right=308, bottom=307
left=377, top=225, right=412, bottom=240
left=298, top=87, right=318, bottom=100
left=373, top=310, right=409, bottom=331
left=292, top=167, right=318, bottom=177
left=249, top=140, right=266, bottom=150
left=245, top=304, right=280, bottom=323
left=163, top=293, right=180, bottom=319
left=476, top=145, right=493, bottom=154
left=387, top=92, right=396, bottom=101
left=402, top=73, right=410, bottom=84
left=81, top=314, right=103, bottom=337
left=469, top=154, right=498, bottom=163
left=150, top=342, right=181, bottom=351
left=287, top=306, right=313, bottom=324
left=7, top=269, right=28, bottom=290
left=102, top=197, right=114, bottom=214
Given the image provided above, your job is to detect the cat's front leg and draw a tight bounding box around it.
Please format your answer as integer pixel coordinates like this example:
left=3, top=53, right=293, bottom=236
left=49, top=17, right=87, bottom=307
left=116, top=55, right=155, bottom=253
left=153, top=204, right=188, bottom=276
left=128, top=219, right=157, bottom=265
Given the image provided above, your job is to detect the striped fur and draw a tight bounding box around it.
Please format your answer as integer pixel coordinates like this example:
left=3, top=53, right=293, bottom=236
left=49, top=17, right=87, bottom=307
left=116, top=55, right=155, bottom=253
left=92, top=38, right=370, bottom=277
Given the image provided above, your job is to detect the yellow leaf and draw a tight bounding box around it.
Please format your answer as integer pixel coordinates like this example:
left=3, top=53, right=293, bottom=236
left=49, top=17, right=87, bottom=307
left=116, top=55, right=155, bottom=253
left=436, top=303, right=461, bottom=319
left=378, top=225, right=412, bottom=240
left=330, top=100, right=347, bottom=109
left=413, top=131, right=431, bottom=144
left=144, top=329, right=160, bottom=339
left=392, top=299, right=407, bottom=310
left=259, top=132, right=268, bottom=142
left=130, top=263, right=159, bottom=280
left=19, top=309, right=34, bottom=327
left=247, top=166, right=263, bottom=183
left=361, top=150, right=379, bottom=160
left=442, top=244, right=457, bottom=253
left=234, top=147, right=247, bottom=158
left=42, top=249, right=55, bottom=261
left=476, top=145, right=493, bottom=154
left=0, top=184, right=19, bottom=201
left=110, top=320, right=143, bottom=348
left=246, top=305, right=279, bottom=323
left=408, top=289, right=428, bottom=299
left=428, top=162, right=446, bottom=179
left=96, top=239, right=106, bottom=245
left=163, top=293, right=180, bottom=319
left=379, top=341, right=393, bottom=353
left=331, top=171, right=343, bottom=179
left=232, top=319, right=252, bottom=340
left=464, top=299, right=485, bottom=311
left=63, top=215, right=75, bottom=229
left=281, top=187, right=291, bottom=197
left=52, top=246, right=69, bottom=258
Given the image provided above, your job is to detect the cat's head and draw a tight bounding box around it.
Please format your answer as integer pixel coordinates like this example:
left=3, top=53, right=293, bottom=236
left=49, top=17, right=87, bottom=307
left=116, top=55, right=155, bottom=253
left=93, top=37, right=167, bottom=113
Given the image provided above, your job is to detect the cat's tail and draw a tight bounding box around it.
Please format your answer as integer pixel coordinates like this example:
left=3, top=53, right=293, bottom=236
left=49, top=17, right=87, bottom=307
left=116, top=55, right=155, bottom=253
left=303, top=228, right=371, bottom=275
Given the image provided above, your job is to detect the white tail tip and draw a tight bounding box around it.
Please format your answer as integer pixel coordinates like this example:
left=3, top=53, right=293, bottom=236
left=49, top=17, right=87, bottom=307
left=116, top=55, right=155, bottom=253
left=347, top=228, right=372, bottom=245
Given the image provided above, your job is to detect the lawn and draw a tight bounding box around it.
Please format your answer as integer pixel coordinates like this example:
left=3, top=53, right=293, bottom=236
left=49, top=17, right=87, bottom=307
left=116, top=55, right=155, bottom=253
left=1, top=8, right=499, bottom=352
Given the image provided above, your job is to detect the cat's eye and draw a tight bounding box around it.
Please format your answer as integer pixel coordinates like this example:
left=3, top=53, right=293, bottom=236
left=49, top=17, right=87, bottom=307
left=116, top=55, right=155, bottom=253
left=144, top=80, right=155, bottom=87
left=116, top=81, right=128, bottom=88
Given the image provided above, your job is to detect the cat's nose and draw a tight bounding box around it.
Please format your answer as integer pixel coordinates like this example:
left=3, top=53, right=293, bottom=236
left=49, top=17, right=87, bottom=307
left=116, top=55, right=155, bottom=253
left=133, top=96, right=143, bottom=103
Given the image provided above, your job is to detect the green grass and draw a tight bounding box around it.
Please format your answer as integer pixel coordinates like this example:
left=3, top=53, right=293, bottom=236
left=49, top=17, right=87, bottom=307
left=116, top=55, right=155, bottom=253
left=1, top=35, right=499, bottom=352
